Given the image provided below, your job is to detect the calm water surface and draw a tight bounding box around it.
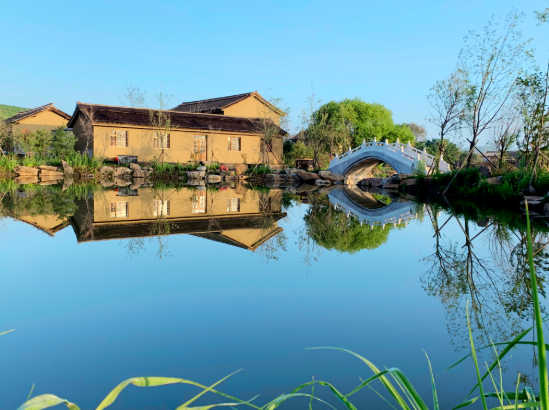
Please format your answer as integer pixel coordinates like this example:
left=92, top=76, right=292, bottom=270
left=0, top=185, right=544, bottom=409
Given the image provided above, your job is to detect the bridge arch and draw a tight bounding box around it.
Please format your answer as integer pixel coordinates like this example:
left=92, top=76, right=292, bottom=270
left=328, top=187, right=421, bottom=229
left=328, top=139, right=450, bottom=184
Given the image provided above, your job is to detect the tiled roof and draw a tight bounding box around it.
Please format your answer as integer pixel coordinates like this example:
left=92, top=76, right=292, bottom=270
left=4, top=103, right=70, bottom=123
left=171, top=91, right=283, bottom=115
left=67, top=102, right=287, bottom=135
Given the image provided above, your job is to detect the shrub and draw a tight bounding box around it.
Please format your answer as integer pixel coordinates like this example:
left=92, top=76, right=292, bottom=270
left=51, top=127, right=77, bottom=158
left=247, top=165, right=271, bottom=175
left=0, top=154, right=18, bottom=172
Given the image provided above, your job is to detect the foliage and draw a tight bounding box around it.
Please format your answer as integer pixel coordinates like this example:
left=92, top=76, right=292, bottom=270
left=51, top=127, right=77, bottom=158
left=12, top=129, right=52, bottom=158
left=371, top=193, right=392, bottom=205
left=206, top=162, right=220, bottom=170
left=65, top=152, right=104, bottom=172
left=304, top=195, right=394, bottom=253
left=0, top=104, right=28, bottom=120
left=282, top=140, right=314, bottom=166
left=459, top=10, right=532, bottom=168
left=412, top=159, right=427, bottom=177
left=403, top=122, right=427, bottom=141
left=0, top=154, right=19, bottom=172
left=247, top=165, right=271, bottom=175
left=151, top=160, right=187, bottom=177
left=313, top=98, right=416, bottom=148
left=415, top=139, right=462, bottom=166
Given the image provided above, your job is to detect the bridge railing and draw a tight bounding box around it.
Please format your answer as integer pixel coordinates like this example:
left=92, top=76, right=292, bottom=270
left=330, top=138, right=450, bottom=172
left=332, top=202, right=419, bottom=228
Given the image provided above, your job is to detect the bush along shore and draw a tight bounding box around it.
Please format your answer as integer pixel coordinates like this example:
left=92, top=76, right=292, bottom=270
left=394, top=165, right=549, bottom=216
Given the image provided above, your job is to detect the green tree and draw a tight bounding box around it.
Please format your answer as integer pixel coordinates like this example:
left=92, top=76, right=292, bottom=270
left=283, top=140, right=314, bottom=166
left=415, top=139, right=462, bottom=166
left=313, top=98, right=415, bottom=148
left=51, top=127, right=77, bottom=158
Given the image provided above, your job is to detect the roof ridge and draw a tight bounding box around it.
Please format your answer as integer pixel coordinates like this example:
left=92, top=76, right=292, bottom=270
left=75, top=102, right=275, bottom=121
left=174, top=92, right=254, bottom=106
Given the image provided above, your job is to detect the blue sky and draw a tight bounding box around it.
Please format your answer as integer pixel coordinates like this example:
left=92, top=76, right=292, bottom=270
left=1, top=0, right=548, bottom=142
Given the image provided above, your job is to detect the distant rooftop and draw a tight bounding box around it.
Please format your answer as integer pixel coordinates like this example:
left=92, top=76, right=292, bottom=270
left=171, top=91, right=283, bottom=115
left=4, top=103, right=70, bottom=123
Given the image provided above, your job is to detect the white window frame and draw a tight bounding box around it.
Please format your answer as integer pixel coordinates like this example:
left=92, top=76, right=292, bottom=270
left=227, top=198, right=241, bottom=213
left=110, top=130, right=128, bottom=147
left=110, top=201, right=129, bottom=218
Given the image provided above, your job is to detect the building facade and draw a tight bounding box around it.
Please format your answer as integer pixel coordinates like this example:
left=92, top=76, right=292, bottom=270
left=68, top=101, right=285, bottom=166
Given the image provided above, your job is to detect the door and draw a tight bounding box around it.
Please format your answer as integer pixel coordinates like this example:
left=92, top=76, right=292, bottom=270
left=193, top=136, right=207, bottom=161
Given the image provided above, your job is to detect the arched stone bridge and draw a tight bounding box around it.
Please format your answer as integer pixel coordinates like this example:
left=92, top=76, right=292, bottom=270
left=328, top=187, right=424, bottom=229
left=328, top=139, right=451, bottom=184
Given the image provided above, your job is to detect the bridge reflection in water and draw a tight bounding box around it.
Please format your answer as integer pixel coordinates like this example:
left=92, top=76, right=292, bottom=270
left=327, top=186, right=424, bottom=229
left=69, top=187, right=286, bottom=251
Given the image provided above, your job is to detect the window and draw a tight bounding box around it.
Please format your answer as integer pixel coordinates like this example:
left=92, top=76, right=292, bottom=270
left=153, top=132, right=170, bottom=149
left=193, top=136, right=207, bottom=161
left=110, top=130, right=128, bottom=147
left=110, top=201, right=129, bottom=218
left=153, top=200, right=170, bottom=216
left=227, top=198, right=240, bottom=213
left=192, top=191, right=206, bottom=214
left=228, top=136, right=241, bottom=151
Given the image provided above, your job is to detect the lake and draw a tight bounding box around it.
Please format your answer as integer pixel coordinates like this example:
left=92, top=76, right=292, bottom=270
left=0, top=183, right=544, bottom=409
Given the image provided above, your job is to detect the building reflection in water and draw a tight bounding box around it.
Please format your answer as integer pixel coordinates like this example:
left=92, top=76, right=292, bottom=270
left=68, top=186, right=286, bottom=251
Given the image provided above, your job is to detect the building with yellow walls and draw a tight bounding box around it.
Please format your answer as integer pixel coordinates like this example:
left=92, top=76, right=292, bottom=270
left=4, top=103, right=70, bottom=134
left=70, top=187, right=286, bottom=251
left=171, top=91, right=283, bottom=126
left=68, top=93, right=286, bottom=167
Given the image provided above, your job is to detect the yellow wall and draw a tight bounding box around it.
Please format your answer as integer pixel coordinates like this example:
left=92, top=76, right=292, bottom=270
left=93, top=187, right=281, bottom=223
left=18, top=215, right=66, bottom=233
left=11, top=110, right=67, bottom=134
left=223, top=96, right=280, bottom=125
left=91, top=124, right=272, bottom=164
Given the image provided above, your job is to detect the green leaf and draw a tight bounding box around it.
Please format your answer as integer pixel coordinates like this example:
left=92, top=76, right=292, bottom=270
left=17, top=394, right=79, bottom=410
left=177, top=370, right=242, bottom=409
left=452, top=397, right=479, bottom=410
left=524, top=200, right=548, bottom=410
left=95, top=376, right=260, bottom=410
left=308, top=347, right=410, bottom=410
left=467, top=302, right=488, bottom=410
left=284, top=380, right=357, bottom=410
left=423, top=351, right=439, bottom=410
left=262, top=392, right=337, bottom=410
left=489, top=403, right=541, bottom=410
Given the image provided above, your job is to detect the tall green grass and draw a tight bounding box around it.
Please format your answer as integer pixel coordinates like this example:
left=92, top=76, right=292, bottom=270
left=11, top=202, right=549, bottom=410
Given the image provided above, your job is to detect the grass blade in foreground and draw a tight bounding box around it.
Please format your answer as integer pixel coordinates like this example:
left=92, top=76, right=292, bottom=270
left=467, top=302, right=488, bottom=410
left=525, top=200, right=548, bottom=410
left=16, top=394, right=80, bottom=410
left=423, top=351, right=439, bottom=410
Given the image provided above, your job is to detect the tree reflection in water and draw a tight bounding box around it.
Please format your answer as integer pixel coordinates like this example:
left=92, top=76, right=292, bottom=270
left=421, top=199, right=549, bottom=353
left=297, top=192, right=398, bottom=265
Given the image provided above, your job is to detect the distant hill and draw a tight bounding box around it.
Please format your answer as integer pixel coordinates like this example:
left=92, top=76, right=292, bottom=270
left=0, top=104, right=29, bottom=120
